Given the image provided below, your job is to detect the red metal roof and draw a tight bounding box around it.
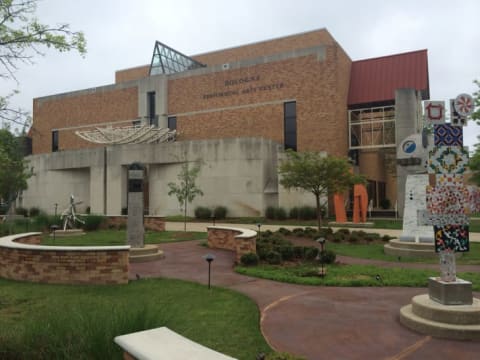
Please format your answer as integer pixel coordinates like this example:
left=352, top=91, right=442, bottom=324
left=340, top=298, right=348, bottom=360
left=348, top=49, right=429, bottom=106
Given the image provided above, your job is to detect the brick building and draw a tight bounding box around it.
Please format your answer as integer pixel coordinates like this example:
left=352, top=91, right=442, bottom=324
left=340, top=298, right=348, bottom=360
left=24, top=28, right=429, bottom=216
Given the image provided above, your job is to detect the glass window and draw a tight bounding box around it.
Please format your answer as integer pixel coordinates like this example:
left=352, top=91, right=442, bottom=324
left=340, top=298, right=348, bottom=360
left=147, top=91, right=156, bottom=126
left=168, top=116, right=177, bottom=130
left=52, top=130, right=58, bottom=152
left=284, top=101, right=296, bottom=151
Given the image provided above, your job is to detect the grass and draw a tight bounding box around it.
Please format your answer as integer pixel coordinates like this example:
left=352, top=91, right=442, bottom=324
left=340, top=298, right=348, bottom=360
left=41, top=230, right=207, bottom=246
left=0, top=278, right=270, bottom=359
left=236, top=263, right=480, bottom=291
left=327, top=242, right=480, bottom=265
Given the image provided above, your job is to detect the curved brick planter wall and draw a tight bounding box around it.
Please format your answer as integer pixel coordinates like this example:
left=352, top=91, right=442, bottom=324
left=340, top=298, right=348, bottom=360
left=207, top=226, right=257, bottom=263
left=0, top=232, right=130, bottom=285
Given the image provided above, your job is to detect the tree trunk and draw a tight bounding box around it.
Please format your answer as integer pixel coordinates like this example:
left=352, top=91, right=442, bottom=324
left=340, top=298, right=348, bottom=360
left=315, top=194, right=322, bottom=230
left=184, top=199, right=187, bottom=232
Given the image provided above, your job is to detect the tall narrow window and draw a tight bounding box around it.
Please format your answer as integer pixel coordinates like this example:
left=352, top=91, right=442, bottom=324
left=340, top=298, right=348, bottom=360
left=167, top=116, right=177, bottom=130
left=147, top=91, right=157, bottom=126
left=52, top=130, right=59, bottom=152
left=284, top=101, right=297, bottom=151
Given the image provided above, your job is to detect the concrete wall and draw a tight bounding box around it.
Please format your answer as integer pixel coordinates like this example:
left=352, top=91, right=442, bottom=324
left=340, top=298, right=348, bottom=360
left=20, top=138, right=289, bottom=217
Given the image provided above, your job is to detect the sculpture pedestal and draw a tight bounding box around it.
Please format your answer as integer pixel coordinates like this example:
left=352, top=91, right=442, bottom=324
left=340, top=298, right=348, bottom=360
left=428, top=277, right=473, bottom=305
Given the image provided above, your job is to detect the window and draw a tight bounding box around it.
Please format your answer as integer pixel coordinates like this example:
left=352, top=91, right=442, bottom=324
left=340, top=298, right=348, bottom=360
left=52, top=130, right=59, bottom=152
left=284, top=101, right=296, bottom=151
left=168, top=116, right=177, bottom=130
left=147, top=91, right=157, bottom=126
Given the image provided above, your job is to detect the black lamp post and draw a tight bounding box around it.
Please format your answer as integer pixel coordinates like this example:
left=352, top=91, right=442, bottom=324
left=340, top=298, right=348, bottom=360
left=256, top=223, right=262, bottom=234
left=203, top=253, right=216, bottom=289
left=316, top=237, right=326, bottom=277
left=50, top=224, right=60, bottom=244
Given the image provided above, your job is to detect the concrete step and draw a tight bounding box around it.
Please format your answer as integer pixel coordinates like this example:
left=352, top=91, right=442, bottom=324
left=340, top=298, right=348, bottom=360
left=129, top=245, right=160, bottom=256
left=400, top=304, right=480, bottom=340
left=411, top=294, right=480, bottom=325
left=129, top=250, right=164, bottom=263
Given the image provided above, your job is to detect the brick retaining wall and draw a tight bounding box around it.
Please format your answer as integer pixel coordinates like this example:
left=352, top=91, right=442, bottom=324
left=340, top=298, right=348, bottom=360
left=207, top=226, right=256, bottom=263
left=0, top=233, right=130, bottom=285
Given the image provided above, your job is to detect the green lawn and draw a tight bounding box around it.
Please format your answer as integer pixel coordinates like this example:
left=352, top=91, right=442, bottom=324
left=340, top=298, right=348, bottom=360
left=326, top=242, right=480, bottom=265
left=236, top=263, right=480, bottom=291
left=0, top=278, right=270, bottom=359
left=41, top=230, right=207, bottom=246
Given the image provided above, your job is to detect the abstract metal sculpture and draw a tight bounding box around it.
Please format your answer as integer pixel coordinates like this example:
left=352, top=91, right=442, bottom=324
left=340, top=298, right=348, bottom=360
left=61, top=194, right=85, bottom=230
left=75, top=125, right=176, bottom=145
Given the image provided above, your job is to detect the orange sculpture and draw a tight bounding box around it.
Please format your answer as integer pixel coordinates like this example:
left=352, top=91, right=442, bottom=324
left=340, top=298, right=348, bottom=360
left=334, top=183, right=368, bottom=223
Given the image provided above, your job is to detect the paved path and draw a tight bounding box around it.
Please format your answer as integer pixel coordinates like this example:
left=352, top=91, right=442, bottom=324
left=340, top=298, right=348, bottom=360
left=130, top=237, right=480, bottom=360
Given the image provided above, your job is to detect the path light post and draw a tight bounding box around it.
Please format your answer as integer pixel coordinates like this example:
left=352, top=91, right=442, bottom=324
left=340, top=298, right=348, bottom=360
left=316, top=237, right=326, bottom=277
left=257, top=223, right=262, bottom=235
left=50, top=224, right=60, bottom=244
left=203, top=254, right=216, bottom=289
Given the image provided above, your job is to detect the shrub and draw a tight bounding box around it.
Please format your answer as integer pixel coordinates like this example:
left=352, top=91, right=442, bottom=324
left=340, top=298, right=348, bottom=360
left=15, top=207, right=28, bottom=217
left=304, top=246, right=319, bottom=261
left=213, top=206, right=227, bottom=219
left=380, top=198, right=391, bottom=209
left=292, top=228, right=306, bottom=237
left=28, top=207, right=41, bottom=217
left=194, top=206, right=212, bottom=219
left=274, top=207, right=287, bottom=220
left=337, top=228, right=350, bottom=235
left=32, top=213, right=61, bottom=231
left=121, top=207, right=128, bottom=215
left=265, top=250, right=282, bottom=265
left=293, top=246, right=305, bottom=259
left=265, top=206, right=275, bottom=220
left=278, top=227, right=292, bottom=236
left=298, top=205, right=316, bottom=220
left=319, top=250, right=336, bottom=264
left=82, top=214, right=106, bottom=231
left=240, top=252, right=259, bottom=266
left=289, top=207, right=299, bottom=219
left=382, top=234, right=394, bottom=242
left=348, top=232, right=359, bottom=243
left=332, top=232, right=344, bottom=243
left=276, top=245, right=294, bottom=261
left=85, top=206, right=91, bottom=214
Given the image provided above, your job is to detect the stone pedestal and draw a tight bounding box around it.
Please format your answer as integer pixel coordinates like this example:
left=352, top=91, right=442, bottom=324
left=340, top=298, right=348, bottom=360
left=428, top=277, right=473, bottom=305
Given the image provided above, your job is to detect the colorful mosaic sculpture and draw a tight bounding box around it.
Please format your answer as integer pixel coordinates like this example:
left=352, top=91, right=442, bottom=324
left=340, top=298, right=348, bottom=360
left=434, top=124, right=463, bottom=146
left=434, top=225, right=469, bottom=252
left=427, top=146, right=469, bottom=174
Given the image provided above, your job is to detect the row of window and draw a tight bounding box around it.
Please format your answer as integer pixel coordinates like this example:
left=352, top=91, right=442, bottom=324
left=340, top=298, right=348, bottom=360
left=51, top=102, right=296, bottom=152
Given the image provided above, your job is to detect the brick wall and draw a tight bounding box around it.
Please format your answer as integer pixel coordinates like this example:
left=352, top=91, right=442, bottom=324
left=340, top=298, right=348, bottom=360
left=116, top=65, right=150, bottom=83
left=170, top=44, right=351, bottom=156
left=0, top=233, right=129, bottom=285
left=32, top=86, right=138, bottom=154
left=193, top=28, right=336, bottom=65
left=207, top=227, right=256, bottom=263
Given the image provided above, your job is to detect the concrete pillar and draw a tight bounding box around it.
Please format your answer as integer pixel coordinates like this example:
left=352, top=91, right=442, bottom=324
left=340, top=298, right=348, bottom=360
left=138, top=75, right=168, bottom=127
left=106, top=165, right=123, bottom=215
left=89, top=166, right=105, bottom=214
left=395, top=89, right=419, bottom=218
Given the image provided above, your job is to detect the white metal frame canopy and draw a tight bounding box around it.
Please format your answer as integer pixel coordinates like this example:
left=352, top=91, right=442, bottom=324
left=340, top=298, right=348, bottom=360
left=75, top=125, right=176, bottom=145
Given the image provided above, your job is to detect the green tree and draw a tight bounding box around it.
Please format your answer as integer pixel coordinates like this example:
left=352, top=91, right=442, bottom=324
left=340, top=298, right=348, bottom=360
left=279, top=150, right=363, bottom=229
left=168, top=161, right=204, bottom=231
left=0, top=128, right=30, bottom=211
left=0, top=0, right=87, bottom=125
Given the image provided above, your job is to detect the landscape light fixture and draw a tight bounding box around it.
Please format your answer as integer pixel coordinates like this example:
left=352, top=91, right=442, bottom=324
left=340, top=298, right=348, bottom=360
left=256, top=223, right=262, bottom=234
left=203, top=253, right=216, bottom=289
left=316, top=237, right=326, bottom=277
left=50, top=224, right=60, bottom=244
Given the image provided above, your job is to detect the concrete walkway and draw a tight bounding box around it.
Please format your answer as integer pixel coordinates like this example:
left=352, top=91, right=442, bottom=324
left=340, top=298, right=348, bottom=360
left=131, top=232, right=480, bottom=359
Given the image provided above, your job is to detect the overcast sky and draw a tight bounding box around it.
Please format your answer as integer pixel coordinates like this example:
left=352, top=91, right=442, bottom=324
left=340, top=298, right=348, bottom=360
left=3, top=0, right=480, bottom=148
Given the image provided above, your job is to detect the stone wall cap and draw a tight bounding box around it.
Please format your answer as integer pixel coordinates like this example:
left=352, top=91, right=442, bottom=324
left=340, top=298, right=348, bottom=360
left=114, top=326, right=236, bottom=360
left=207, top=226, right=257, bottom=238
left=0, top=232, right=131, bottom=251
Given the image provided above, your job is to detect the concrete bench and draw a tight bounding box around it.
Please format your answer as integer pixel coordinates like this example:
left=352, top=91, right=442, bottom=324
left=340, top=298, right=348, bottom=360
left=114, top=326, right=236, bottom=360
